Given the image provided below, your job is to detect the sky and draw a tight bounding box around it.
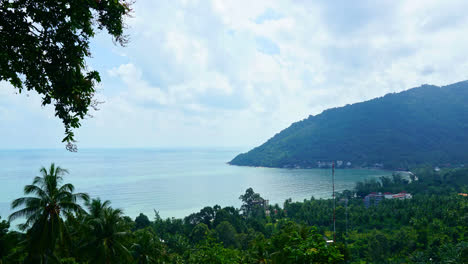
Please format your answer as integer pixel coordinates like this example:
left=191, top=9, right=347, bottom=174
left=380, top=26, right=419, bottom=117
left=1, top=0, right=468, bottom=150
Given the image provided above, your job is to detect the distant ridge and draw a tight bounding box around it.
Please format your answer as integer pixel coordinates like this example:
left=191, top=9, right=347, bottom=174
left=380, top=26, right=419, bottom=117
left=229, top=81, right=468, bottom=170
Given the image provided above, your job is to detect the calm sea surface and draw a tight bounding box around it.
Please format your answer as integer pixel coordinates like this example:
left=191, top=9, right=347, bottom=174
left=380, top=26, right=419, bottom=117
left=0, top=148, right=391, bottom=221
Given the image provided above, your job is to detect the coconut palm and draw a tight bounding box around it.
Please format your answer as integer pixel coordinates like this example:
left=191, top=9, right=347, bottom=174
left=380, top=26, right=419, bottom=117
left=8, top=163, right=89, bottom=262
left=131, top=227, right=165, bottom=264
left=86, top=197, right=112, bottom=219
left=82, top=206, right=132, bottom=263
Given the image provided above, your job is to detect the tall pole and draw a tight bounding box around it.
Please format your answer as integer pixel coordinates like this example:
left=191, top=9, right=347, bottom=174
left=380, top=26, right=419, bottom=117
left=332, top=162, right=336, bottom=243
left=345, top=198, right=348, bottom=237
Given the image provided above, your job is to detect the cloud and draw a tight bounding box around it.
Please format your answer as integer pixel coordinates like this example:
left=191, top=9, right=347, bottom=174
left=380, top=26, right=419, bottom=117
left=256, top=36, right=280, bottom=55
left=255, top=8, right=284, bottom=24
left=2, top=0, right=468, bottom=149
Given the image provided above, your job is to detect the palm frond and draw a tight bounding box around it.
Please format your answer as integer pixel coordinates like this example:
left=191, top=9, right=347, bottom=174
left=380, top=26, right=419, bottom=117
left=17, top=223, right=30, bottom=231
left=86, top=198, right=111, bottom=217
left=39, top=166, right=49, bottom=177
left=73, top=192, right=90, bottom=203
left=11, top=197, right=41, bottom=209
left=55, top=166, right=69, bottom=176
left=60, top=202, right=86, bottom=215
left=101, top=199, right=111, bottom=208
left=32, top=176, right=44, bottom=186
left=23, top=184, right=48, bottom=198
left=115, top=241, right=132, bottom=261
left=8, top=207, right=41, bottom=222
left=58, top=183, right=75, bottom=193
left=110, top=208, right=124, bottom=216
left=56, top=191, right=73, bottom=202
left=21, top=211, right=43, bottom=230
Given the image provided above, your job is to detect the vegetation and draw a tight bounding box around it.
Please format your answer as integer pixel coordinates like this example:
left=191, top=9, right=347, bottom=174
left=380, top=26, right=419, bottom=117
left=7, top=163, right=89, bottom=263
left=230, top=81, right=468, bottom=170
left=1, top=164, right=467, bottom=263
left=0, top=0, right=132, bottom=150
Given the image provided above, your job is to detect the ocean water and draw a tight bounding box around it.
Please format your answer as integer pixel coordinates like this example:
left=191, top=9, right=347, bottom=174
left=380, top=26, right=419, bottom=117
left=0, top=148, right=391, bottom=221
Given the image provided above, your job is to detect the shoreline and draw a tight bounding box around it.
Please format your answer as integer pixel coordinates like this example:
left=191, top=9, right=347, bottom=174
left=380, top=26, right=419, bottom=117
left=226, top=162, right=398, bottom=172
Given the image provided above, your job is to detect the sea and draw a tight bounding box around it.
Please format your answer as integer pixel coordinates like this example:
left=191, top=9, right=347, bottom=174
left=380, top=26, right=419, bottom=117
left=0, top=148, right=391, bottom=222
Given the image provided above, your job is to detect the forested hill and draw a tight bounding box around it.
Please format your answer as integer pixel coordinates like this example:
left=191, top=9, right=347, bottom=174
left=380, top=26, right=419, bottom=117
left=230, top=81, right=468, bottom=169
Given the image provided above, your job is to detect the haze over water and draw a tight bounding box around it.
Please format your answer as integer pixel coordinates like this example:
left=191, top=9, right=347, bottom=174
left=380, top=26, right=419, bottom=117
left=0, top=148, right=391, bottom=220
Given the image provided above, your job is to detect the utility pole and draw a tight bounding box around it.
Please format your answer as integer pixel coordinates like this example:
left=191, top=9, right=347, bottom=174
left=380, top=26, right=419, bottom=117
left=332, top=162, right=336, bottom=243
left=345, top=198, right=348, bottom=237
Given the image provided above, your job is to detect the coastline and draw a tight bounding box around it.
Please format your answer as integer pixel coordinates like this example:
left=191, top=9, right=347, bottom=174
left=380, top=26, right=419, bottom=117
left=227, top=162, right=398, bottom=172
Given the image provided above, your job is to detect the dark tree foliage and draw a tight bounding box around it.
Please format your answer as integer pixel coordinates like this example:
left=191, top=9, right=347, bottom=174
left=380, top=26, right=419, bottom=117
left=216, top=221, right=237, bottom=248
left=239, top=187, right=264, bottom=217
left=0, top=0, right=132, bottom=150
left=3, top=165, right=467, bottom=263
left=134, top=213, right=151, bottom=230
left=190, top=223, right=209, bottom=243
left=230, top=81, right=468, bottom=169
left=0, top=217, right=19, bottom=263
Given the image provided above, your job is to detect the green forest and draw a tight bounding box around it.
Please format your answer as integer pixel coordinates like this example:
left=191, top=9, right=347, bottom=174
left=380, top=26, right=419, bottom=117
left=1, top=1, right=467, bottom=264
left=1, top=164, right=467, bottom=263
left=230, top=81, right=468, bottom=170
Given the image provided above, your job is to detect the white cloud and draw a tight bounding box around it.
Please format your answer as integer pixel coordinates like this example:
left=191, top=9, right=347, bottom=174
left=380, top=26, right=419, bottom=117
left=2, top=0, right=468, bottom=149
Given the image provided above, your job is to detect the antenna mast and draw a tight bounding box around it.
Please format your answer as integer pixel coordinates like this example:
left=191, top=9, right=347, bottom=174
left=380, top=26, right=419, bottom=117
left=332, top=162, right=336, bottom=243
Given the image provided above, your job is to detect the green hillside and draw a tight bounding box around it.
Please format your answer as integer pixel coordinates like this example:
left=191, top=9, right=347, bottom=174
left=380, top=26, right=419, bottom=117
left=230, top=81, right=468, bottom=169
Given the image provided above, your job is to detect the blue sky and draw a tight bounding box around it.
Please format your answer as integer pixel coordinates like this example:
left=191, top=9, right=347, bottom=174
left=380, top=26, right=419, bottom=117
left=1, top=0, right=468, bottom=149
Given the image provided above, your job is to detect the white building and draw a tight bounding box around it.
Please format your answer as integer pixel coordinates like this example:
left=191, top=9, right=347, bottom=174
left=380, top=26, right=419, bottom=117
left=384, top=192, right=412, bottom=200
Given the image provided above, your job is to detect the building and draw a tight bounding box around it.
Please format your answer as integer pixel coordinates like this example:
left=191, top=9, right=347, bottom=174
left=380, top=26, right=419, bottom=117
left=365, top=191, right=411, bottom=207
left=252, top=198, right=269, bottom=208
left=317, top=161, right=334, bottom=168
left=373, top=163, right=384, bottom=168
left=389, top=192, right=412, bottom=200
left=383, top=192, right=412, bottom=200
left=364, top=192, right=384, bottom=208
left=383, top=192, right=393, bottom=199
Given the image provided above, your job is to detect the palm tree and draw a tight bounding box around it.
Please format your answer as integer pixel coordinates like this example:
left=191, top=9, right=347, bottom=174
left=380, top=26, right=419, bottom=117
left=8, top=163, right=89, bottom=262
left=82, top=206, right=132, bottom=263
left=86, top=197, right=112, bottom=219
left=131, top=228, right=165, bottom=264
